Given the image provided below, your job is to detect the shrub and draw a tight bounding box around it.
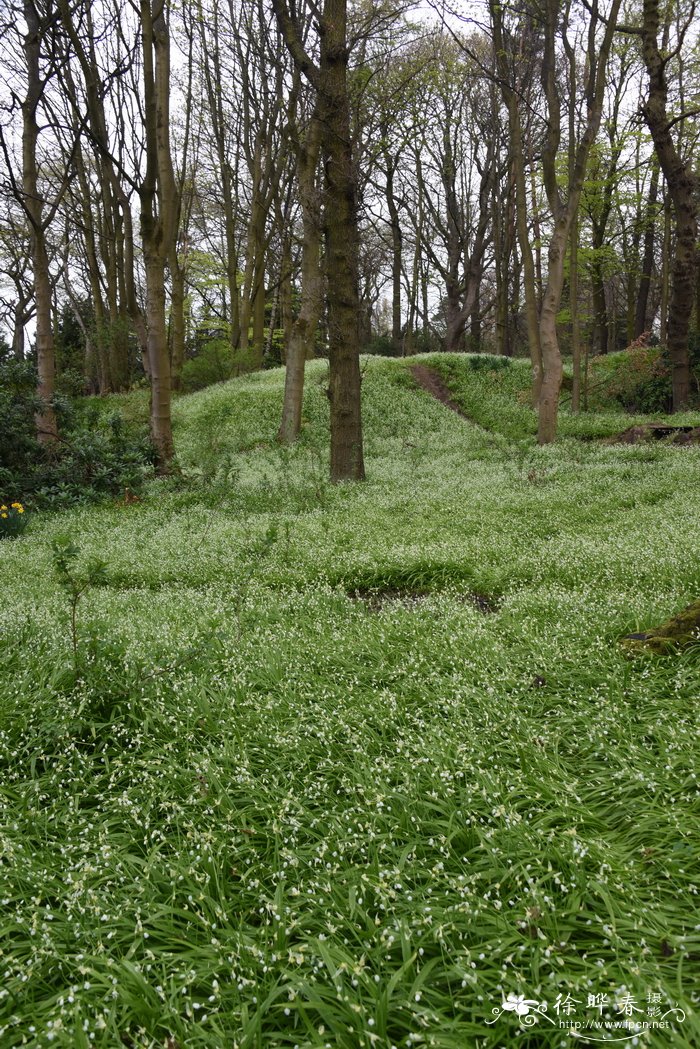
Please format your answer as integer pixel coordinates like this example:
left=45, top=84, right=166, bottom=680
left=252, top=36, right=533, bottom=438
left=181, top=338, right=234, bottom=392
left=603, top=342, right=671, bottom=412
left=31, top=423, right=154, bottom=508
left=0, top=358, right=41, bottom=499
left=586, top=335, right=700, bottom=414
left=363, top=333, right=400, bottom=357
left=0, top=359, right=154, bottom=509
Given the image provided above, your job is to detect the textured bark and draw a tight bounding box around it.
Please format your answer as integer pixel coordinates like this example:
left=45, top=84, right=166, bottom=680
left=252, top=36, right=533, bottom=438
left=590, top=245, right=610, bottom=356
left=538, top=220, right=566, bottom=443
left=139, top=0, right=175, bottom=470
left=442, top=163, right=493, bottom=355
left=22, top=0, right=57, bottom=444
left=273, top=0, right=365, bottom=481
left=169, top=263, right=186, bottom=391
left=278, top=115, right=322, bottom=445
left=634, top=160, right=660, bottom=339
left=320, top=0, right=364, bottom=480
left=383, top=147, right=403, bottom=357
left=490, top=2, right=543, bottom=395
left=640, top=0, right=698, bottom=409
left=537, top=0, right=621, bottom=443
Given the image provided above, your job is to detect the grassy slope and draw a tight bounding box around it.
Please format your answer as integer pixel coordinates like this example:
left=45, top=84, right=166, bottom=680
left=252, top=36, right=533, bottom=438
left=1, top=355, right=699, bottom=1048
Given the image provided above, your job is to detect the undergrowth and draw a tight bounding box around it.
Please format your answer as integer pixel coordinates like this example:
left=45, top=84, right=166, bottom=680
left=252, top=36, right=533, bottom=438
left=1, top=355, right=699, bottom=1048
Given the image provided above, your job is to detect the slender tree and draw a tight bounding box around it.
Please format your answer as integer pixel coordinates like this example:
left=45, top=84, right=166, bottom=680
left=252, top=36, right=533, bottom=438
left=536, top=0, right=621, bottom=443
left=638, top=0, right=698, bottom=408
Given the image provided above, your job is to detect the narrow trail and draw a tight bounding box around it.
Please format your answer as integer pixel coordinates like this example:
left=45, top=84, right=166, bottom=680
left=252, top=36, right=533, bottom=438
left=410, top=364, right=472, bottom=420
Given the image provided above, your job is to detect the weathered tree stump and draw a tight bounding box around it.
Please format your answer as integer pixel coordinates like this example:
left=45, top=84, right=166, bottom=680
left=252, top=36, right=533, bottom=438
left=621, top=600, right=700, bottom=655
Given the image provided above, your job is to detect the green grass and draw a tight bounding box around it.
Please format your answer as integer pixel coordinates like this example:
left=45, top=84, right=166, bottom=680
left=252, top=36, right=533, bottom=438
left=1, top=355, right=699, bottom=1048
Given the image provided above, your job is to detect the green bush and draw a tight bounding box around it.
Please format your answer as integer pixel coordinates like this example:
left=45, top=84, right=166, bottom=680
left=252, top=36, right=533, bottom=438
left=31, top=422, right=154, bottom=509
left=181, top=338, right=233, bottom=392
left=467, top=353, right=512, bottom=371
left=363, top=333, right=400, bottom=356
left=0, top=359, right=154, bottom=509
left=0, top=358, right=42, bottom=499
left=593, top=343, right=672, bottom=412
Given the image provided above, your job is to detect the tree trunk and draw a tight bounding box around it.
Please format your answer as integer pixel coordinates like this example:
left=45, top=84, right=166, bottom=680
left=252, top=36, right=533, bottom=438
left=536, top=0, right=621, bottom=442
left=22, top=0, right=57, bottom=444
left=538, top=220, right=566, bottom=443
left=273, top=0, right=364, bottom=479
left=321, top=2, right=364, bottom=479
left=278, top=116, right=322, bottom=444
left=490, top=1, right=542, bottom=397
left=634, top=159, right=660, bottom=338
left=590, top=248, right=610, bottom=356
left=139, top=0, right=175, bottom=470
left=570, top=216, right=581, bottom=411
left=383, top=147, right=403, bottom=356
left=641, top=0, right=698, bottom=408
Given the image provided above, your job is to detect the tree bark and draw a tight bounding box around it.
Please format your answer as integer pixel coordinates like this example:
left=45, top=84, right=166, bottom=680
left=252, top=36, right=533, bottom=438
left=278, top=114, right=322, bottom=444
left=490, top=0, right=542, bottom=395
left=139, top=0, right=175, bottom=470
left=321, top=4, right=365, bottom=480
left=22, top=0, right=57, bottom=444
left=640, top=0, right=698, bottom=409
left=537, top=0, right=621, bottom=443
left=273, top=0, right=365, bottom=481
left=634, top=159, right=660, bottom=338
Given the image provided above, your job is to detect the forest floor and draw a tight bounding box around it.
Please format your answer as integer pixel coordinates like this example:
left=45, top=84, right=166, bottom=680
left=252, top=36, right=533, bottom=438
left=1, top=353, right=700, bottom=1048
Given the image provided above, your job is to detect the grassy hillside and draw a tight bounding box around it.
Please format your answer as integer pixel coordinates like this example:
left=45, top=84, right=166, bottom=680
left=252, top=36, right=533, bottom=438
left=1, top=355, right=699, bottom=1048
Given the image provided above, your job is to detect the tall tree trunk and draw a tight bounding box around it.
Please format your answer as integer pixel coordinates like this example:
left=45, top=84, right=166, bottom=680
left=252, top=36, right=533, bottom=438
left=490, top=0, right=542, bottom=396
left=22, top=0, right=57, bottom=444
left=640, top=0, right=698, bottom=408
left=634, top=159, right=660, bottom=338
left=590, top=239, right=610, bottom=356
left=273, top=0, right=365, bottom=480
left=139, top=0, right=175, bottom=470
left=278, top=116, right=322, bottom=444
left=320, top=0, right=364, bottom=479
left=169, top=262, right=186, bottom=391
left=537, top=0, right=621, bottom=443
left=570, top=216, right=581, bottom=411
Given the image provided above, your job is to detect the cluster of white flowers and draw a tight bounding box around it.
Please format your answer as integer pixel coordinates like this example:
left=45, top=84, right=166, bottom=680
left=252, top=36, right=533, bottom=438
left=0, top=354, right=697, bottom=1045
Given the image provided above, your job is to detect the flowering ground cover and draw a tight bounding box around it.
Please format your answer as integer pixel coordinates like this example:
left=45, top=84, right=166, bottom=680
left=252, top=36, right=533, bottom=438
left=1, top=355, right=699, bottom=1048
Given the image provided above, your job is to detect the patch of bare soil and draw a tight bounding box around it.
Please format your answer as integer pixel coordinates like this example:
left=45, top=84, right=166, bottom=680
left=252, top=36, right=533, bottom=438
left=410, top=365, right=472, bottom=420
left=609, top=423, right=700, bottom=445
left=348, top=586, right=500, bottom=614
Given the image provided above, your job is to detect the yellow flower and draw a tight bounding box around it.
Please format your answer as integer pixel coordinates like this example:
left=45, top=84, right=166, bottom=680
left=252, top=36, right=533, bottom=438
left=0, top=505, right=6, bottom=511
left=11, top=502, right=22, bottom=509
left=1, top=513, right=7, bottom=519
left=17, top=507, right=24, bottom=513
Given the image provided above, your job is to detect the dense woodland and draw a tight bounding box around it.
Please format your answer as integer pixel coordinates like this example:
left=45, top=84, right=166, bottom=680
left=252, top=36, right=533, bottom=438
left=0, top=0, right=699, bottom=479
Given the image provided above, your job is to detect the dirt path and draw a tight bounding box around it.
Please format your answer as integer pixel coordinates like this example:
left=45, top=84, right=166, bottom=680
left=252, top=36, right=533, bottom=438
left=410, top=364, right=471, bottom=420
